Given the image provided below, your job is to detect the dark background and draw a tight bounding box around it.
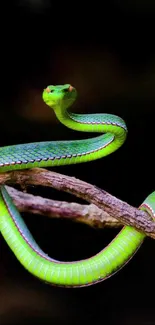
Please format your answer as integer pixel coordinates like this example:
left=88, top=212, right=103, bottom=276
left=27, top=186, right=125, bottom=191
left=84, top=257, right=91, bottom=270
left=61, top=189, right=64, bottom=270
left=0, top=1, right=155, bottom=324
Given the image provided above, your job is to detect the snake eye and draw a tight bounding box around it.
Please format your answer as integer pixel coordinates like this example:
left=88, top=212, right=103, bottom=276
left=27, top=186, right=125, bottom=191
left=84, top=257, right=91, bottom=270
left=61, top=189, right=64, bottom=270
left=45, top=87, right=54, bottom=93
left=64, top=86, right=74, bottom=93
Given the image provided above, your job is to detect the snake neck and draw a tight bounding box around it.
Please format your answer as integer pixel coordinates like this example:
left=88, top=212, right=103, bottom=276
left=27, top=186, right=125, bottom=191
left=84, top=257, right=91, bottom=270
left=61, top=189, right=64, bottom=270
left=53, top=105, right=128, bottom=145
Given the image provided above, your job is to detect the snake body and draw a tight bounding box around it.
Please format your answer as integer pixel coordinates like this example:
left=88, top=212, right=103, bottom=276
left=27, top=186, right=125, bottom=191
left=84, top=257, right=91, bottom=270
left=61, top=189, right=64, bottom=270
left=0, top=84, right=154, bottom=287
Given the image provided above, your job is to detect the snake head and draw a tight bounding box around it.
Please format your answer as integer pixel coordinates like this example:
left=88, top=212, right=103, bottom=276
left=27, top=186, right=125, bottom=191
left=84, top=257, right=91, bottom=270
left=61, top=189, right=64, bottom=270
left=42, top=84, right=77, bottom=111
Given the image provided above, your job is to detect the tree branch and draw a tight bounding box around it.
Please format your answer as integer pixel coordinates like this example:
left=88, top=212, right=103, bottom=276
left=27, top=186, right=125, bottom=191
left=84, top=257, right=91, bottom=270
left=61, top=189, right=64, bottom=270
left=0, top=168, right=154, bottom=238
left=6, top=186, right=120, bottom=228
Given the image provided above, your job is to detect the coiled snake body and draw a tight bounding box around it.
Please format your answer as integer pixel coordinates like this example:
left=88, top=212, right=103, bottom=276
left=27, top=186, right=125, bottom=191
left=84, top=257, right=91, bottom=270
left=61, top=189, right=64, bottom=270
left=0, top=84, right=154, bottom=287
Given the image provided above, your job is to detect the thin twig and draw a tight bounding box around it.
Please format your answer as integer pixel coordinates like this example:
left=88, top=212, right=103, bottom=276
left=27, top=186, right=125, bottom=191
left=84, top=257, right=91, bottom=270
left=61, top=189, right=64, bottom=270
left=0, top=168, right=154, bottom=238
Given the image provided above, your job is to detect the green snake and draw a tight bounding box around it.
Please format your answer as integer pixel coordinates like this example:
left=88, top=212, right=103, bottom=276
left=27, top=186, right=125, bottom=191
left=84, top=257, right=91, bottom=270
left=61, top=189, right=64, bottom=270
left=0, top=84, right=154, bottom=288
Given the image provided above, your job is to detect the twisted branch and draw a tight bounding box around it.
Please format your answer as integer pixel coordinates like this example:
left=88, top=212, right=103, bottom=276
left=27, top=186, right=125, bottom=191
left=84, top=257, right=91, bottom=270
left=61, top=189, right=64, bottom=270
left=0, top=168, right=154, bottom=238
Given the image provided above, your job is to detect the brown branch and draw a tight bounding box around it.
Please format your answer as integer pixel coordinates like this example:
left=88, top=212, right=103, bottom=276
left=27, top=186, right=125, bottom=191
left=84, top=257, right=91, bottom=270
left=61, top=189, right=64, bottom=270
left=0, top=168, right=154, bottom=238
left=6, top=186, right=120, bottom=228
